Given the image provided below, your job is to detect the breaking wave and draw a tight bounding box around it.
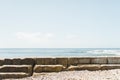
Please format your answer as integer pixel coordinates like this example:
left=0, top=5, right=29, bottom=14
left=86, top=50, right=120, bottom=55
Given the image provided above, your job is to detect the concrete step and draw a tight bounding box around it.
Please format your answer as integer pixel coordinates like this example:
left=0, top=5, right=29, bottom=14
left=0, top=72, right=29, bottom=79
left=68, top=64, right=120, bottom=71
left=101, top=64, right=120, bottom=70
left=0, top=65, right=32, bottom=73
left=34, top=65, right=65, bottom=72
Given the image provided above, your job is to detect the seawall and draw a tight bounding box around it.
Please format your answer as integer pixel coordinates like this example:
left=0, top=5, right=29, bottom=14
left=0, top=57, right=120, bottom=79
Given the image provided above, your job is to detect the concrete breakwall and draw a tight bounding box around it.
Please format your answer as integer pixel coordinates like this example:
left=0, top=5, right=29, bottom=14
left=0, top=57, right=120, bottom=79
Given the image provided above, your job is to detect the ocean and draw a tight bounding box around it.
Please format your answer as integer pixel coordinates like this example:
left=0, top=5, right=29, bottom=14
left=0, top=48, right=120, bottom=58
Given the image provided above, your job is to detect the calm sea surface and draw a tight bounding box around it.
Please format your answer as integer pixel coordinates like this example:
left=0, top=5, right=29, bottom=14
left=0, top=48, right=120, bottom=58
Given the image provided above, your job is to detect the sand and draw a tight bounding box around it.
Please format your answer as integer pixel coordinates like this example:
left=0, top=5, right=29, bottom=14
left=4, top=69, right=120, bottom=80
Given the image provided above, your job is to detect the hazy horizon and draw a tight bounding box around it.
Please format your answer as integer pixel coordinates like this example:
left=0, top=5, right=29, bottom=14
left=0, top=0, right=120, bottom=48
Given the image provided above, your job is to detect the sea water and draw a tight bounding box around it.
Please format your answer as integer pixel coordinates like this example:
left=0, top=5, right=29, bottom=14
left=0, top=48, right=120, bottom=58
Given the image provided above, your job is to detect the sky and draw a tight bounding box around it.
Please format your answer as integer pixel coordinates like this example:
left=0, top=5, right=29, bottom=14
left=0, top=0, right=120, bottom=48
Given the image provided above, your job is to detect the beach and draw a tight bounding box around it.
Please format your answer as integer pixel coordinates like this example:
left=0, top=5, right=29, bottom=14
left=4, top=69, right=120, bottom=80
left=1, top=0, right=120, bottom=79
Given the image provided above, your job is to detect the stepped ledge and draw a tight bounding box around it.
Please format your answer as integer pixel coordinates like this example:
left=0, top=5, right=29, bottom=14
left=0, top=57, right=120, bottom=79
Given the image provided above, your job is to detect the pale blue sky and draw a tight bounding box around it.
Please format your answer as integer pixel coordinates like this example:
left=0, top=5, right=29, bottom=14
left=0, top=0, right=120, bottom=48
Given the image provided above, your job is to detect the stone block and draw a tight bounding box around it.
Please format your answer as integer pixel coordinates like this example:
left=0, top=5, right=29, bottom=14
left=0, top=72, right=29, bottom=79
left=68, top=57, right=91, bottom=66
left=108, top=57, right=120, bottom=64
left=34, top=65, right=65, bottom=72
left=21, top=58, right=35, bottom=66
left=68, top=64, right=101, bottom=71
left=13, top=58, right=21, bottom=65
left=0, top=60, right=4, bottom=66
left=91, top=57, right=107, bottom=64
left=36, top=58, right=56, bottom=65
left=4, top=59, right=13, bottom=65
left=56, top=58, right=68, bottom=67
left=101, top=64, right=120, bottom=70
left=0, top=65, right=32, bottom=74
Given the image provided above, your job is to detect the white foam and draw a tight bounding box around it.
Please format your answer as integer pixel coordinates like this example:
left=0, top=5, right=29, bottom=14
left=86, top=50, right=120, bottom=55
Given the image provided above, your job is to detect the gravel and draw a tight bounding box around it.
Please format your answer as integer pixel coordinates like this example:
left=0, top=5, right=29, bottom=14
left=4, top=69, right=120, bottom=80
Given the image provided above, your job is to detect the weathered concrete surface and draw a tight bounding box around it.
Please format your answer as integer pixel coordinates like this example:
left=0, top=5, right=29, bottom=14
left=0, top=60, right=4, bottom=66
left=68, top=57, right=91, bottom=66
left=36, top=58, right=56, bottom=65
left=0, top=65, right=32, bottom=73
left=4, top=59, right=13, bottom=65
left=13, top=58, right=21, bottom=65
left=68, top=64, right=101, bottom=71
left=21, top=58, right=35, bottom=66
left=108, top=57, right=120, bottom=64
left=0, top=72, right=29, bottom=79
left=34, top=65, right=65, bottom=72
left=91, top=57, right=107, bottom=64
left=101, top=64, right=120, bottom=70
left=56, top=58, right=68, bottom=67
left=3, top=58, right=35, bottom=65
left=68, top=64, right=120, bottom=71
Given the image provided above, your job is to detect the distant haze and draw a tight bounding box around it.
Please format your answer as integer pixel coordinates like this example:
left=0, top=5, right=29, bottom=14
left=0, top=0, right=120, bottom=48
